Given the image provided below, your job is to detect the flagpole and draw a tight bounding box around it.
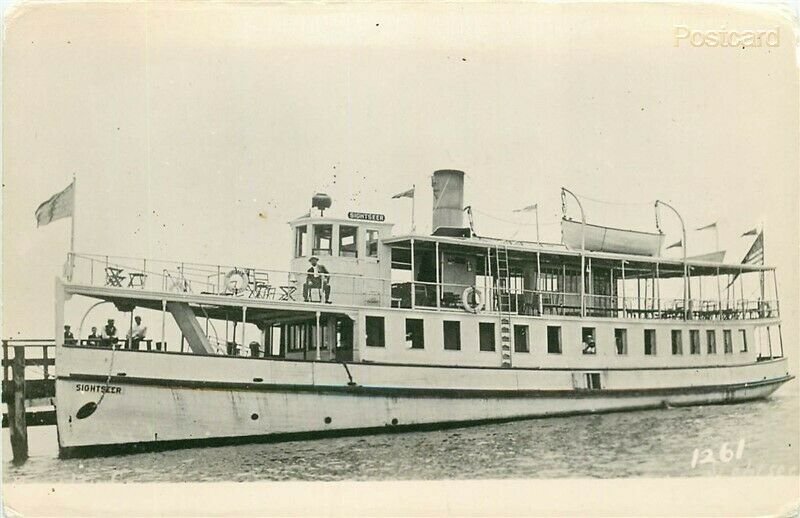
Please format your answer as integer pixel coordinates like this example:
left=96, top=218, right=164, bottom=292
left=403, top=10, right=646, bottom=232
left=411, top=184, right=416, bottom=233
left=535, top=205, right=540, bottom=244
left=69, top=174, right=76, bottom=281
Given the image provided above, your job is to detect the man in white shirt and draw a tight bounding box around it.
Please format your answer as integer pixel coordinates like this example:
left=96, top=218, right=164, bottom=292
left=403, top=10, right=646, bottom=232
left=127, top=315, right=148, bottom=350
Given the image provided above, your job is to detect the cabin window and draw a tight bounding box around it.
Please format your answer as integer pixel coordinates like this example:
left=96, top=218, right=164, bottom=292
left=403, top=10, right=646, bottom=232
left=405, top=318, right=424, bottom=349
left=366, top=229, right=380, bottom=257
left=514, top=325, right=529, bottom=353
left=339, top=226, right=358, bottom=257
left=614, top=329, right=627, bottom=355
left=739, top=330, right=748, bottom=352
left=586, top=373, right=602, bottom=390
left=312, top=224, right=333, bottom=256
left=443, top=321, right=461, bottom=350
left=689, top=330, right=700, bottom=355
left=581, top=327, right=596, bottom=355
left=644, top=329, right=656, bottom=355
left=479, top=322, right=496, bottom=351
left=547, top=326, right=561, bottom=354
left=671, top=330, right=683, bottom=355
left=365, top=316, right=385, bottom=347
left=295, top=225, right=308, bottom=257
left=723, top=330, right=733, bottom=354
left=707, top=330, right=717, bottom=354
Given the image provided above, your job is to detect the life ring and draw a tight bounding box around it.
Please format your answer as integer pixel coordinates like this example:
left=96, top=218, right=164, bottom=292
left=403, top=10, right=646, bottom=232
left=223, top=268, right=249, bottom=293
left=462, top=286, right=485, bottom=313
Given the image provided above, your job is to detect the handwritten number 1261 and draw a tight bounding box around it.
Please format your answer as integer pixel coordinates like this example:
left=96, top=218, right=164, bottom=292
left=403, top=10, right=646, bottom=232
left=691, top=439, right=745, bottom=468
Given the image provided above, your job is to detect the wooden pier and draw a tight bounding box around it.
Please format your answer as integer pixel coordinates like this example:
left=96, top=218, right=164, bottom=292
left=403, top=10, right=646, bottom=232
left=2, top=339, right=57, bottom=464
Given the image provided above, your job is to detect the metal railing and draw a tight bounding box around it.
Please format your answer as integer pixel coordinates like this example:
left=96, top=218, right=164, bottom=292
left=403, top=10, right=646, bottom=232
left=67, top=252, right=392, bottom=308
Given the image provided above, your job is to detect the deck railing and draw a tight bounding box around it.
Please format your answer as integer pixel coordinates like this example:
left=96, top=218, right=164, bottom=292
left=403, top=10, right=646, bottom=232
left=391, top=283, right=777, bottom=321
left=65, top=253, right=778, bottom=321
left=67, top=252, right=392, bottom=307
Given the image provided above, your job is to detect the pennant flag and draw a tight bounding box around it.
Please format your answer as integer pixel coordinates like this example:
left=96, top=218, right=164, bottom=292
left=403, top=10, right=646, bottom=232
left=512, top=203, right=538, bottom=213
left=741, top=231, right=764, bottom=265
left=666, top=239, right=683, bottom=249
left=35, top=181, right=74, bottom=227
left=392, top=187, right=415, bottom=199
left=741, top=228, right=759, bottom=237
left=695, top=222, right=717, bottom=231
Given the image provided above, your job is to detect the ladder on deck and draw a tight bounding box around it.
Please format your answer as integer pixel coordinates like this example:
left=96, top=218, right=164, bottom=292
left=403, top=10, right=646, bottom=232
left=493, top=244, right=513, bottom=368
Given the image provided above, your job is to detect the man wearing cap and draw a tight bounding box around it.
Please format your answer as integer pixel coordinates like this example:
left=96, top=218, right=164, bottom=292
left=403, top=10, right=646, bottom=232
left=303, top=256, right=331, bottom=303
left=102, top=318, right=118, bottom=348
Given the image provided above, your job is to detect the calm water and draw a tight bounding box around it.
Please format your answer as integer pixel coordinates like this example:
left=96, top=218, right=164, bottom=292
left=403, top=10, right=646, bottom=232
left=4, top=381, right=798, bottom=482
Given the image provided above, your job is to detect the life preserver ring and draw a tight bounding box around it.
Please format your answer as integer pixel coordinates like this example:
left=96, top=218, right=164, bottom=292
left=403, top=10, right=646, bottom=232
left=462, top=286, right=485, bottom=313
left=223, top=268, right=248, bottom=293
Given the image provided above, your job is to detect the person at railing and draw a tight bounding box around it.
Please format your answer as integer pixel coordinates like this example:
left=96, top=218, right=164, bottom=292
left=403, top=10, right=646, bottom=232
left=126, top=316, right=148, bottom=350
left=63, top=325, right=76, bottom=345
left=303, top=256, right=331, bottom=303
left=102, top=318, right=118, bottom=348
left=87, top=327, right=101, bottom=347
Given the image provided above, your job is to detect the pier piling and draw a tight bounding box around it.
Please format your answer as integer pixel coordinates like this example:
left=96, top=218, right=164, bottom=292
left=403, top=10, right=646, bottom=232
left=8, top=345, right=29, bottom=464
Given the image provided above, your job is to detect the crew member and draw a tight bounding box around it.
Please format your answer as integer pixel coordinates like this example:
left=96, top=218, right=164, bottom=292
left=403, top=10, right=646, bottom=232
left=102, top=318, right=118, bottom=348
left=63, top=325, right=76, bottom=345
left=87, top=326, right=101, bottom=347
left=127, top=316, right=148, bottom=350
left=303, top=256, right=331, bottom=303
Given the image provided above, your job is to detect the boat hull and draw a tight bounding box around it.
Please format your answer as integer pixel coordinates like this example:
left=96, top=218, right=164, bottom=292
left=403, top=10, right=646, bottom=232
left=55, top=348, right=792, bottom=457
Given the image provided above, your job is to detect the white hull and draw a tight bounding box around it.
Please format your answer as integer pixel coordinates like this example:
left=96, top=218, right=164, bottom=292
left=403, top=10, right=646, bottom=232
left=55, top=347, right=791, bottom=456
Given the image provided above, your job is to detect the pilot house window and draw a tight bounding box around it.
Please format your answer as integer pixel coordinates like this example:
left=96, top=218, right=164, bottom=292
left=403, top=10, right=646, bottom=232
left=366, top=229, right=379, bottom=258
left=313, top=224, right=333, bottom=256
left=614, top=329, right=627, bottom=355
left=739, top=330, right=748, bottom=352
left=295, top=225, right=308, bottom=257
left=339, top=226, right=358, bottom=257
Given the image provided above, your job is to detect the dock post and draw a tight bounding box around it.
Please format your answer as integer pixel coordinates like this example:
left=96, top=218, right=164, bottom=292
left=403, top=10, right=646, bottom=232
left=9, top=346, right=28, bottom=465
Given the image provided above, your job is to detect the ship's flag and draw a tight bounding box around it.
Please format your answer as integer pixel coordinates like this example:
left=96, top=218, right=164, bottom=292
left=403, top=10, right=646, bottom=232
left=35, top=181, right=74, bottom=227
left=392, top=187, right=415, bottom=199
left=741, top=227, right=759, bottom=237
left=666, top=239, right=683, bottom=249
left=695, top=222, right=717, bottom=231
left=727, top=230, right=764, bottom=287
left=741, top=231, right=764, bottom=265
left=513, top=203, right=538, bottom=213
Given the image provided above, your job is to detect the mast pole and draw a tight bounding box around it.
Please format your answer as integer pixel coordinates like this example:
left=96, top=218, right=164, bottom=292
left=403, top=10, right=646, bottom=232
left=561, top=188, right=586, bottom=317
left=655, top=200, right=688, bottom=319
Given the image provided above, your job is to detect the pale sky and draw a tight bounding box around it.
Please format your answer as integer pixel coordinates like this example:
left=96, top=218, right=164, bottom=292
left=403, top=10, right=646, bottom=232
left=2, top=2, right=798, bottom=358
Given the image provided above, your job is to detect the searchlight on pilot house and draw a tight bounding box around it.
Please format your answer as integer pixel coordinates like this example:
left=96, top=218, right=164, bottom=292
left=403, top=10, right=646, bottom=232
left=312, top=192, right=332, bottom=216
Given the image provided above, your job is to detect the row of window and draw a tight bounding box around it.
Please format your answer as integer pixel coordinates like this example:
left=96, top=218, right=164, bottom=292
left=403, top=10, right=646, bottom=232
left=364, top=316, right=750, bottom=356
left=295, top=224, right=380, bottom=258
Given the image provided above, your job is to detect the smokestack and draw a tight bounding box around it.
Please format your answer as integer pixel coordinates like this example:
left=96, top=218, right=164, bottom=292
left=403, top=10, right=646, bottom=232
left=431, top=169, right=465, bottom=233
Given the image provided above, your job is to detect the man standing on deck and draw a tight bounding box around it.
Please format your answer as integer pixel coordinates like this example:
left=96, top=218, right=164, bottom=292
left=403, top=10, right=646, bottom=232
left=303, top=256, right=331, bottom=303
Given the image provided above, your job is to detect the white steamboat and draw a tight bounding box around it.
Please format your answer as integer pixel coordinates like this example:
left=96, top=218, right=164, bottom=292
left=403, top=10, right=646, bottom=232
left=54, top=170, right=791, bottom=457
